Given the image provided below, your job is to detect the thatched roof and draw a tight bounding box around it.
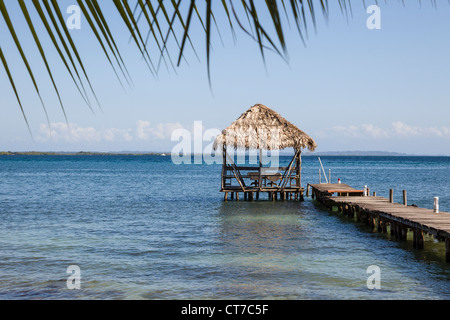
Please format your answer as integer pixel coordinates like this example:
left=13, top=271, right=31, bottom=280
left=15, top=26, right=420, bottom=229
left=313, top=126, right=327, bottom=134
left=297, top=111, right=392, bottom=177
left=213, top=104, right=317, bottom=151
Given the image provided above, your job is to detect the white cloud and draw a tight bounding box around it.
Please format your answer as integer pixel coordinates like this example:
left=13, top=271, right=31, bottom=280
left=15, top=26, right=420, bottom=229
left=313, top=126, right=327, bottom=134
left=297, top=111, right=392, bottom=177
left=37, top=122, right=101, bottom=143
left=317, top=122, right=450, bottom=140
left=322, top=123, right=389, bottom=139
left=392, top=121, right=450, bottom=138
left=361, top=124, right=390, bottom=139
left=135, top=121, right=184, bottom=141
left=102, top=127, right=134, bottom=142
left=135, top=120, right=152, bottom=140
left=36, top=121, right=185, bottom=144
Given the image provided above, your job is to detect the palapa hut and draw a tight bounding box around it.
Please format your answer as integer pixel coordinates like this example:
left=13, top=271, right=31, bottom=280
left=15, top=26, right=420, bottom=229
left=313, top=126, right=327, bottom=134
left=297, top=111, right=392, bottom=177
left=214, top=104, right=317, bottom=201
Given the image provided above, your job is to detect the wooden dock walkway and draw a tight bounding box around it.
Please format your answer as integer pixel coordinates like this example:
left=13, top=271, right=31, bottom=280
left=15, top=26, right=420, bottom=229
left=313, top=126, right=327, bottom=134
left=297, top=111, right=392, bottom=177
left=308, top=183, right=450, bottom=263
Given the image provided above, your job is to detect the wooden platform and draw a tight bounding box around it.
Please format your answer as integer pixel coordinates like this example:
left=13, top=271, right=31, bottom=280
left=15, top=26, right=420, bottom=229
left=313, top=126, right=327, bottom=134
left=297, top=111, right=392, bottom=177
left=308, top=183, right=450, bottom=262
left=307, top=183, right=364, bottom=196
left=222, top=187, right=304, bottom=201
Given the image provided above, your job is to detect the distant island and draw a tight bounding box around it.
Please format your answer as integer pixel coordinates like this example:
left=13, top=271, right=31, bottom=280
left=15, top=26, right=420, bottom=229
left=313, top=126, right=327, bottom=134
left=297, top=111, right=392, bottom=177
left=0, top=151, right=169, bottom=156
left=0, top=151, right=446, bottom=157
left=302, top=151, right=412, bottom=156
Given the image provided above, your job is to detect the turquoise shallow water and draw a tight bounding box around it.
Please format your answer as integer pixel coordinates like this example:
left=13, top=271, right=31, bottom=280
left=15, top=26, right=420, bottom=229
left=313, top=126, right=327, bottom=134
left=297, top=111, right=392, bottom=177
left=0, top=155, right=449, bottom=300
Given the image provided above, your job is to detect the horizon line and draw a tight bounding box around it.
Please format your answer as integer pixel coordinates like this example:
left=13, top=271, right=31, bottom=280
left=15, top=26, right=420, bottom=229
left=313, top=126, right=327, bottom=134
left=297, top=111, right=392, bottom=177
left=1, top=150, right=449, bottom=157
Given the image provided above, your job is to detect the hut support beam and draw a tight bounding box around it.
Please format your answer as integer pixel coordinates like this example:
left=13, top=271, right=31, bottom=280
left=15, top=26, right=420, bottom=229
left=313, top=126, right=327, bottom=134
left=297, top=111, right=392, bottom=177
left=446, top=238, right=450, bottom=263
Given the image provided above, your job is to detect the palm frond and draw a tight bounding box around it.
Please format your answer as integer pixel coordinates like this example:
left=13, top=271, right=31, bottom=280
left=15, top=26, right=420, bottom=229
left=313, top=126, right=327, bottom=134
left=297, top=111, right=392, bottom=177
left=0, top=0, right=437, bottom=127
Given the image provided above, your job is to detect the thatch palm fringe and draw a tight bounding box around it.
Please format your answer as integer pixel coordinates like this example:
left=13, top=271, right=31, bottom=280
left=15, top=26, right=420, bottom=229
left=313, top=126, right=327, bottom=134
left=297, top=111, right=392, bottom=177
left=213, top=104, right=317, bottom=152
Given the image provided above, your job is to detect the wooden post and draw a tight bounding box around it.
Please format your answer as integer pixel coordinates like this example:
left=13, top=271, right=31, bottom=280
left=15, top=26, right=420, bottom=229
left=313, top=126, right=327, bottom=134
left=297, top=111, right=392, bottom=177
left=413, top=229, right=424, bottom=249
left=381, top=219, right=387, bottom=233
left=397, top=225, right=403, bottom=240
left=446, top=238, right=450, bottom=263
left=345, top=206, right=351, bottom=218
left=356, top=207, right=361, bottom=222
left=394, top=224, right=400, bottom=239
left=389, top=189, right=394, bottom=203
left=373, top=192, right=376, bottom=197
left=297, top=151, right=302, bottom=192
left=342, top=204, right=347, bottom=215
left=367, top=213, right=373, bottom=228
left=403, top=190, right=407, bottom=206
left=306, top=184, right=310, bottom=197
left=235, top=192, right=239, bottom=201
left=258, top=148, right=263, bottom=195
left=319, top=169, right=321, bottom=184
left=401, top=227, right=408, bottom=241
left=350, top=206, right=356, bottom=219
left=221, top=145, right=226, bottom=190
left=224, top=192, right=228, bottom=201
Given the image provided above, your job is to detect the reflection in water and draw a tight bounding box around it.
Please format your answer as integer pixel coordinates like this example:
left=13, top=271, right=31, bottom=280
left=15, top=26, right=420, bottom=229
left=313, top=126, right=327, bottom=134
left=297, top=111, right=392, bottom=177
left=218, top=201, right=309, bottom=255
left=215, top=201, right=320, bottom=299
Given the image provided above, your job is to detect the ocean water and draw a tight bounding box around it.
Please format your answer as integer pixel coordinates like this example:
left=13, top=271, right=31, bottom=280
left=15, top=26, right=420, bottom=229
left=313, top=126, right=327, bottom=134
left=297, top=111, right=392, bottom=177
left=0, top=155, right=449, bottom=300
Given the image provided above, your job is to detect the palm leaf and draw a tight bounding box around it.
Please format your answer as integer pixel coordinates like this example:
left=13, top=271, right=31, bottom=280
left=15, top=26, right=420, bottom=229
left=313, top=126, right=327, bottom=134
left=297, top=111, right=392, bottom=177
left=19, top=0, right=68, bottom=123
left=0, top=0, right=439, bottom=128
left=0, top=46, right=31, bottom=135
left=50, top=0, right=102, bottom=109
left=76, top=0, right=129, bottom=88
left=177, top=0, right=196, bottom=67
left=0, top=0, right=52, bottom=126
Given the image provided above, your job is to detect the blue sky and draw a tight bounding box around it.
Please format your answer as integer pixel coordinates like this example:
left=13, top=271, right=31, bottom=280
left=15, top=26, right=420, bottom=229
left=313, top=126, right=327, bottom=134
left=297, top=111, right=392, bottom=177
left=1, top=1, right=450, bottom=155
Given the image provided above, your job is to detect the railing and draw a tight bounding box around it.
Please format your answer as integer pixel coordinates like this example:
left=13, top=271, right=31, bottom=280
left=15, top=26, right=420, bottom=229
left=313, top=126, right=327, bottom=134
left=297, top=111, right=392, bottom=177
left=224, top=153, right=247, bottom=191
left=318, top=157, right=328, bottom=184
left=223, top=166, right=299, bottom=190
left=222, top=150, right=301, bottom=191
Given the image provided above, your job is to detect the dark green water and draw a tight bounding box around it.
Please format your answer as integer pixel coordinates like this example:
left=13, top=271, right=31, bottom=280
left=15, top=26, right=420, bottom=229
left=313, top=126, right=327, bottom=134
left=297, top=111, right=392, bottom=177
left=0, top=155, right=449, bottom=299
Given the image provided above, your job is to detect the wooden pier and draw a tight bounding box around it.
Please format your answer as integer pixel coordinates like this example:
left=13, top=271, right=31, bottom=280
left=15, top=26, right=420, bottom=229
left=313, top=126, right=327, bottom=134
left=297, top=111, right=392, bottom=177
left=308, top=183, right=450, bottom=263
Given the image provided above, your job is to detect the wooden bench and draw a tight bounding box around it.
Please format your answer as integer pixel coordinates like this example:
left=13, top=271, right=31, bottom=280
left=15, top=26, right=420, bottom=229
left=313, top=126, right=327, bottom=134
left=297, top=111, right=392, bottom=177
left=248, top=172, right=282, bottom=187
